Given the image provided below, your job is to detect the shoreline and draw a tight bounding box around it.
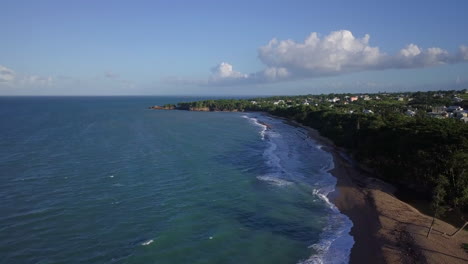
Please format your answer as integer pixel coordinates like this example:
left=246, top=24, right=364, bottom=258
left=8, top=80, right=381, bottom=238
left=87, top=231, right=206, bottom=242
left=153, top=109, right=468, bottom=263
left=278, top=117, right=468, bottom=264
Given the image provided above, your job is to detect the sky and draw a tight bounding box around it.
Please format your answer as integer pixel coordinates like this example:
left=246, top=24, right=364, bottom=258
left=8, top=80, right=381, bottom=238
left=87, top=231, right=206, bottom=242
left=1, top=0, right=468, bottom=95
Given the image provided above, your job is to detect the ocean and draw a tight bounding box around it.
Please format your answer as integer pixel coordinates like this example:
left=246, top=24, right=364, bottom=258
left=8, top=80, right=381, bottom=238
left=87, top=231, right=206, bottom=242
left=0, top=96, right=353, bottom=264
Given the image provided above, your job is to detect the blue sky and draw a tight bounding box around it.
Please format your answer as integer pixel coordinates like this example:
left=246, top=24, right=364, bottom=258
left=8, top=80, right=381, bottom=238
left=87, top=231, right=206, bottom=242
left=1, top=0, right=467, bottom=95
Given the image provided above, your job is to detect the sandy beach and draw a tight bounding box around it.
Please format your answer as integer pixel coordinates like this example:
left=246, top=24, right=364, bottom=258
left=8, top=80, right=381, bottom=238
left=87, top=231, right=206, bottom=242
left=286, top=119, right=468, bottom=264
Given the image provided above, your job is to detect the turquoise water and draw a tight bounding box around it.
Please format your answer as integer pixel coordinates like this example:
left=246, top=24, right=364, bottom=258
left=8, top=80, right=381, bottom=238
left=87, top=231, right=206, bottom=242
left=0, top=97, right=353, bottom=264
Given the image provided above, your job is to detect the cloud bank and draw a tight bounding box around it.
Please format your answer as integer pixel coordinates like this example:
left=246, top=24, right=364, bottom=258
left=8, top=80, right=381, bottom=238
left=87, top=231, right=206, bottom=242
left=202, top=30, right=468, bottom=85
left=0, top=65, right=16, bottom=83
left=0, top=65, right=54, bottom=87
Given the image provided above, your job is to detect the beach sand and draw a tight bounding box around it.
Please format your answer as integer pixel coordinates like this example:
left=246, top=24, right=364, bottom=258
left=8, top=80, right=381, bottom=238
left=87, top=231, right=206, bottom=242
left=286, top=119, right=468, bottom=264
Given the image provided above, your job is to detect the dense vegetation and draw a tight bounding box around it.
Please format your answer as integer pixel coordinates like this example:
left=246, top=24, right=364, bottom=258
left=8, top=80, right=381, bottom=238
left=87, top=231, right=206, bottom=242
left=161, top=90, right=468, bottom=217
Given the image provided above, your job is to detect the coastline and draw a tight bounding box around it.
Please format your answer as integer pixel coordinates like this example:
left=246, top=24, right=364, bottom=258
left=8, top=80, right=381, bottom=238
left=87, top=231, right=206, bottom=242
left=152, top=109, right=468, bottom=263
left=280, top=117, right=468, bottom=264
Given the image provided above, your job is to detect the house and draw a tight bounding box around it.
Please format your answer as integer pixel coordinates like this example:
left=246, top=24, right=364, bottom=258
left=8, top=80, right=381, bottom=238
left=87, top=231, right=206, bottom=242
left=363, top=109, right=374, bottom=114
left=453, top=110, right=468, bottom=118
left=273, top=100, right=285, bottom=105
left=459, top=116, right=468, bottom=123
left=363, top=95, right=371, bottom=101
left=350, top=96, right=358, bottom=102
left=431, top=106, right=447, bottom=113
left=405, top=110, right=416, bottom=117
left=328, top=97, right=340, bottom=103
left=447, top=106, right=463, bottom=112
left=250, top=101, right=257, bottom=105
left=453, top=97, right=463, bottom=103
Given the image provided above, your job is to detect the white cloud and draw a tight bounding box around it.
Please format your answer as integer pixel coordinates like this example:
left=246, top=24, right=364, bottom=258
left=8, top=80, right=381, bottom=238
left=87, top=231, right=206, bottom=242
left=197, top=30, right=468, bottom=86
left=258, top=30, right=383, bottom=76
left=210, top=62, right=247, bottom=80
left=399, top=43, right=421, bottom=57
left=393, top=44, right=451, bottom=68
left=262, top=67, right=290, bottom=80
left=0, top=65, right=15, bottom=82
left=0, top=65, right=54, bottom=88
left=459, top=45, right=468, bottom=60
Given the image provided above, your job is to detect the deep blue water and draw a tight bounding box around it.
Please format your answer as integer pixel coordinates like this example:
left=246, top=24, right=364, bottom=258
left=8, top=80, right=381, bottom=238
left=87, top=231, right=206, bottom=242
left=0, top=97, right=352, bottom=264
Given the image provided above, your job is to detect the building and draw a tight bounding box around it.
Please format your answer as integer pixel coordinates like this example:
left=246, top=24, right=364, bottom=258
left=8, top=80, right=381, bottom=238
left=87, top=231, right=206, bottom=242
left=273, top=100, right=285, bottom=105
left=447, top=106, right=463, bottom=112
left=405, top=110, right=416, bottom=117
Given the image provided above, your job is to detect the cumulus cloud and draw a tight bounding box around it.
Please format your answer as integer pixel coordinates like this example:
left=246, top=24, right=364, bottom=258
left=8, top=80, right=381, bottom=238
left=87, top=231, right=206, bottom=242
left=0, top=65, right=15, bottom=82
left=210, top=62, right=248, bottom=80
left=258, top=30, right=383, bottom=76
left=200, top=30, right=468, bottom=86
left=391, top=44, right=452, bottom=68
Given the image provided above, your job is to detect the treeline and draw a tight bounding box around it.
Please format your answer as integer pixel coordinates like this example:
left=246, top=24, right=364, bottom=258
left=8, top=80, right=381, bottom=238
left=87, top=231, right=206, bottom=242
left=176, top=99, right=261, bottom=111
left=172, top=90, right=468, bottom=216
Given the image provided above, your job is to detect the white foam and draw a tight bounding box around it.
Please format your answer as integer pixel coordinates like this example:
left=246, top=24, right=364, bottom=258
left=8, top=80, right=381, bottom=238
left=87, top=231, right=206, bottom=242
left=300, top=187, right=354, bottom=264
left=141, top=239, right=153, bottom=246
left=242, top=115, right=268, bottom=140
left=244, top=113, right=354, bottom=263
left=256, top=175, right=293, bottom=186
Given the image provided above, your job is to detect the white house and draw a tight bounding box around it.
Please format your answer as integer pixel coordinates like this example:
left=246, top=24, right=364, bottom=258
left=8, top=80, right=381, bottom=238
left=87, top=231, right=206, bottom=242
left=405, top=110, right=416, bottom=117
left=273, top=100, right=285, bottom=105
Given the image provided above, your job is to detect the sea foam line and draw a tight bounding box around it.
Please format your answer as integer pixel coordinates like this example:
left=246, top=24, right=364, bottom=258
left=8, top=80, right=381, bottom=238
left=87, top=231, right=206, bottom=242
left=301, top=166, right=354, bottom=264
left=244, top=113, right=354, bottom=264
left=242, top=115, right=267, bottom=140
